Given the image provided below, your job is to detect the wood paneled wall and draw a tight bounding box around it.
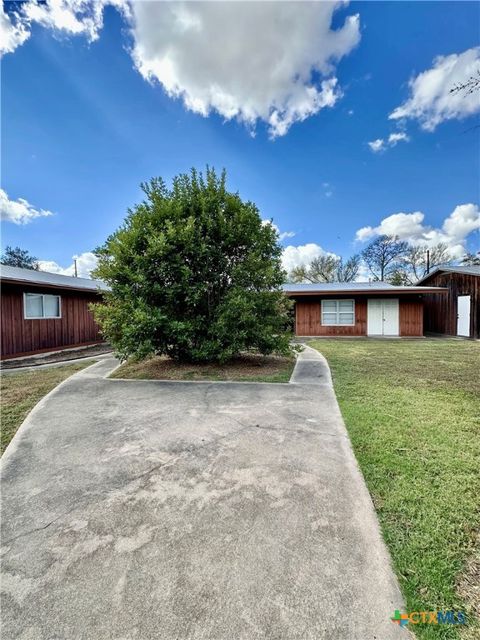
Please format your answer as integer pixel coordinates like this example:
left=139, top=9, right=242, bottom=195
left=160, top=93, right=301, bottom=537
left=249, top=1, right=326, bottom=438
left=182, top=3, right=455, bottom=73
left=294, top=296, right=424, bottom=337
left=420, top=271, right=479, bottom=339
left=295, top=298, right=367, bottom=336
left=399, top=300, right=423, bottom=336
left=1, top=284, right=103, bottom=358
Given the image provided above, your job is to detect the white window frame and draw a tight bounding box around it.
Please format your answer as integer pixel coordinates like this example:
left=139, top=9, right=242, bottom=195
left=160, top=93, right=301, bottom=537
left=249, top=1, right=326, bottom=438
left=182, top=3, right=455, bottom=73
left=23, top=293, right=62, bottom=319
left=321, top=299, right=355, bottom=326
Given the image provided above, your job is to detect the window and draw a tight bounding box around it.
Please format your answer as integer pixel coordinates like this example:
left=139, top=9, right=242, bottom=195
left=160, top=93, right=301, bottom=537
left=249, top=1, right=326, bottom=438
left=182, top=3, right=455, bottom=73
left=321, top=299, right=355, bottom=326
left=24, top=293, right=61, bottom=319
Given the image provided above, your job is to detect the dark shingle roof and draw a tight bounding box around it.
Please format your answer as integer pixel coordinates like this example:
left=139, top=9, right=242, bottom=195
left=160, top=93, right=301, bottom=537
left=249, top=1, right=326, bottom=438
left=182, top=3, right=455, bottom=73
left=0, top=265, right=109, bottom=292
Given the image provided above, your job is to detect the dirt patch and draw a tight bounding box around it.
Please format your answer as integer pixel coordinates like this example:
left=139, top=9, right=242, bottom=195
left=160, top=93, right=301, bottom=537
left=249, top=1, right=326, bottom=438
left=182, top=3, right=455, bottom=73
left=457, top=534, right=480, bottom=637
left=1, top=344, right=112, bottom=370
left=110, top=353, right=296, bottom=383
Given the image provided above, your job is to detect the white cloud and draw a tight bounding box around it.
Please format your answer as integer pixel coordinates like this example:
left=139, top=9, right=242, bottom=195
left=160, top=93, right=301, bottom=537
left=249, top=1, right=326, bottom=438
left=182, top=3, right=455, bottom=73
left=38, top=252, right=98, bottom=279
left=130, top=2, right=360, bottom=137
left=388, top=132, right=409, bottom=145
left=368, top=131, right=409, bottom=153
left=279, top=230, right=296, bottom=242
left=356, top=211, right=425, bottom=241
left=322, top=182, right=333, bottom=198
left=282, top=243, right=335, bottom=273
left=2, top=1, right=360, bottom=136
left=22, top=0, right=101, bottom=39
left=441, top=203, right=480, bottom=243
left=0, top=189, right=54, bottom=224
left=1, top=0, right=130, bottom=56
left=368, top=138, right=385, bottom=153
left=0, top=6, right=29, bottom=55
left=355, top=204, right=480, bottom=258
left=390, top=47, right=480, bottom=131
left=262, top=220, right=295, bottom=242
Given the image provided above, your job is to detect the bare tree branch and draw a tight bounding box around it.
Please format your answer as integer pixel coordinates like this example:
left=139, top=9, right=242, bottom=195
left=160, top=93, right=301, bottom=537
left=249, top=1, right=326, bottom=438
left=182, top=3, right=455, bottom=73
left=450, top=69, right=480, bottom=95
left=361, top=235, right=408, bottom=281
left=289, top=254, right=360, bottom=283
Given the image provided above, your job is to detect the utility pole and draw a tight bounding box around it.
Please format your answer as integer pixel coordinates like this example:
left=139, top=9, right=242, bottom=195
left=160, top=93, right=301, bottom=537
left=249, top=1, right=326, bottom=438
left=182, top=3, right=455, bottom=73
left=426, top=249, right=430, bottom=274
left=74, top=259, right=78, bottom=277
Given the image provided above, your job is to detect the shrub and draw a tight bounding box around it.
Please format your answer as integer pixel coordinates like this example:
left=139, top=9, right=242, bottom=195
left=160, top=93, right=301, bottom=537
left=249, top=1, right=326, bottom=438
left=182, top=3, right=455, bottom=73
left=92, top=168, right=293, bottom=362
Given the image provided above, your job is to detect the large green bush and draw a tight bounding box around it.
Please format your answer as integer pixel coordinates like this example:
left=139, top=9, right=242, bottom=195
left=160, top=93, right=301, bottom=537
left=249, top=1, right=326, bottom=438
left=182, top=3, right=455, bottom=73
left=92, top=168, right=293, bottom=362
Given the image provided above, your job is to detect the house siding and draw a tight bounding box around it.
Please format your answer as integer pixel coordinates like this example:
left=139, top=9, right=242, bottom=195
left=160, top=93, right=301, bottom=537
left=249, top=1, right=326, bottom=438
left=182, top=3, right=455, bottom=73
left=419, top=271, right=479, bottom=339
left=294, top=295, right=423, bottom=337
left=296, top=298, right=367, bottom=336
left=399, top=300, right=424, bottom=336
left=1, top=283, right=103, bottom=358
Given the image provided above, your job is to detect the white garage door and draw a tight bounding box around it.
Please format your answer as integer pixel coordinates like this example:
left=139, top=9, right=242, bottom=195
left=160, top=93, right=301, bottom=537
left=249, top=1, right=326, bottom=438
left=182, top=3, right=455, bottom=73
left=367, top=299, right=399, bottom=336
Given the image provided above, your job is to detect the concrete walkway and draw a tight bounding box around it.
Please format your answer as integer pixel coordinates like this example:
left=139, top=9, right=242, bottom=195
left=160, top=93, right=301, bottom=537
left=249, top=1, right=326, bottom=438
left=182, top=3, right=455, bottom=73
left=1, top=348, right=407, bottom=639
left=0, top=354, right=109, bottom=375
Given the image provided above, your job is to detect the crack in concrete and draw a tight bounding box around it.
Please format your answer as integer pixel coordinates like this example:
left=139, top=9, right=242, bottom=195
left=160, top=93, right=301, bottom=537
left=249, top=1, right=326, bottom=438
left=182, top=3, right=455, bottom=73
left=2, top=513, right=67, bottom=547
left=2, top=418, right=259, bottom=550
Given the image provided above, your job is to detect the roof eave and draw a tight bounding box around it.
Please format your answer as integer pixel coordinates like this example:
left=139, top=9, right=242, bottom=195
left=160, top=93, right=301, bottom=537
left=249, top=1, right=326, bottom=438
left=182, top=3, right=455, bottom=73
left=0, top=277, right=107, bottom=294
left=416, top=268, right=441, bottom=284
left=284, top=287, right=448, bottom=297
left=416, top=266, right=480, bottom=284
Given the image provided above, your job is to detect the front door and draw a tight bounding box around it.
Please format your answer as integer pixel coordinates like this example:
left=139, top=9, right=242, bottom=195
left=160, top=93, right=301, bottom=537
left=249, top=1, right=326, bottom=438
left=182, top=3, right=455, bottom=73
left=457, top=295, right=471, bottom=337
left=367, top=299, right=399, bottom=336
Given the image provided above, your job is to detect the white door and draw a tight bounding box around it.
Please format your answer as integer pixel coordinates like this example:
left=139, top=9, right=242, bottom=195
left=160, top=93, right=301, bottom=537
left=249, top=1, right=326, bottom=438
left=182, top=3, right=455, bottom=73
left=382, top=299, right=400, bottom=336
left=457, top=296, right=471, bottom=337
left=367, top=299, right=399, bottom=336
left=367, top=300, right=383, bottom=335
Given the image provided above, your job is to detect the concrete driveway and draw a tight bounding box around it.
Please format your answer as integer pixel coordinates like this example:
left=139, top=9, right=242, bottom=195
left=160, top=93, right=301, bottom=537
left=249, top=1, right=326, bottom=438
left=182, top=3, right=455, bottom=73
left=1, top=348, right=407, bottom=639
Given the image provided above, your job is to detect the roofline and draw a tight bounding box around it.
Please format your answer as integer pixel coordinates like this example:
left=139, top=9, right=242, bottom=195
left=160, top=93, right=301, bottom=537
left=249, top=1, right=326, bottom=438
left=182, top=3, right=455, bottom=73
left=416, top=267, right=443, bottom=284
left=416, top=266, right=480, bottom=284
left=0, top=276, right=106, bottom=294
left=284, top=287, right=448, bottom=297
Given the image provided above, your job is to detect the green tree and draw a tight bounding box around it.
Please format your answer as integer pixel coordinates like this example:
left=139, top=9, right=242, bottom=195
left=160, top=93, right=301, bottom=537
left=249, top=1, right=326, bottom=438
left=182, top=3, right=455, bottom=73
left=0, top=246, right=39, bottom=270
left=289, top=254, right=360, bottom=283
left=388, top=270, right=410, bottom=286
left=92, top=168, right=293, bottom=363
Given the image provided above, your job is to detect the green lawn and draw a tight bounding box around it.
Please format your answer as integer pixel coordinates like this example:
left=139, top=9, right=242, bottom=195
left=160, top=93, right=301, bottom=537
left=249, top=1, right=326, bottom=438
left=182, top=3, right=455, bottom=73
left=111, top=353, right=296, bottom=383
left=1, top=362, right=94, bottom=455
left=310, top=338, right=480, bottom=639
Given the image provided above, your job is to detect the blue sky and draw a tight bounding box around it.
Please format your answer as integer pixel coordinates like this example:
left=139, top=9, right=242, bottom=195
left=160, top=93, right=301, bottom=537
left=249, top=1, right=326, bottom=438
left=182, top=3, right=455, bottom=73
left=1, top=1, right=479, bottom=277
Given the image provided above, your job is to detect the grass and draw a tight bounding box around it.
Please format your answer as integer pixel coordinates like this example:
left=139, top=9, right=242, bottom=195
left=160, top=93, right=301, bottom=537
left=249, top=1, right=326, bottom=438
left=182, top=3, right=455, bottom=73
left=1, top=361, right=94, bottom=455
left=309, top=338, right=480, bottom=640
left=110, top=353, right=296, bottom=383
